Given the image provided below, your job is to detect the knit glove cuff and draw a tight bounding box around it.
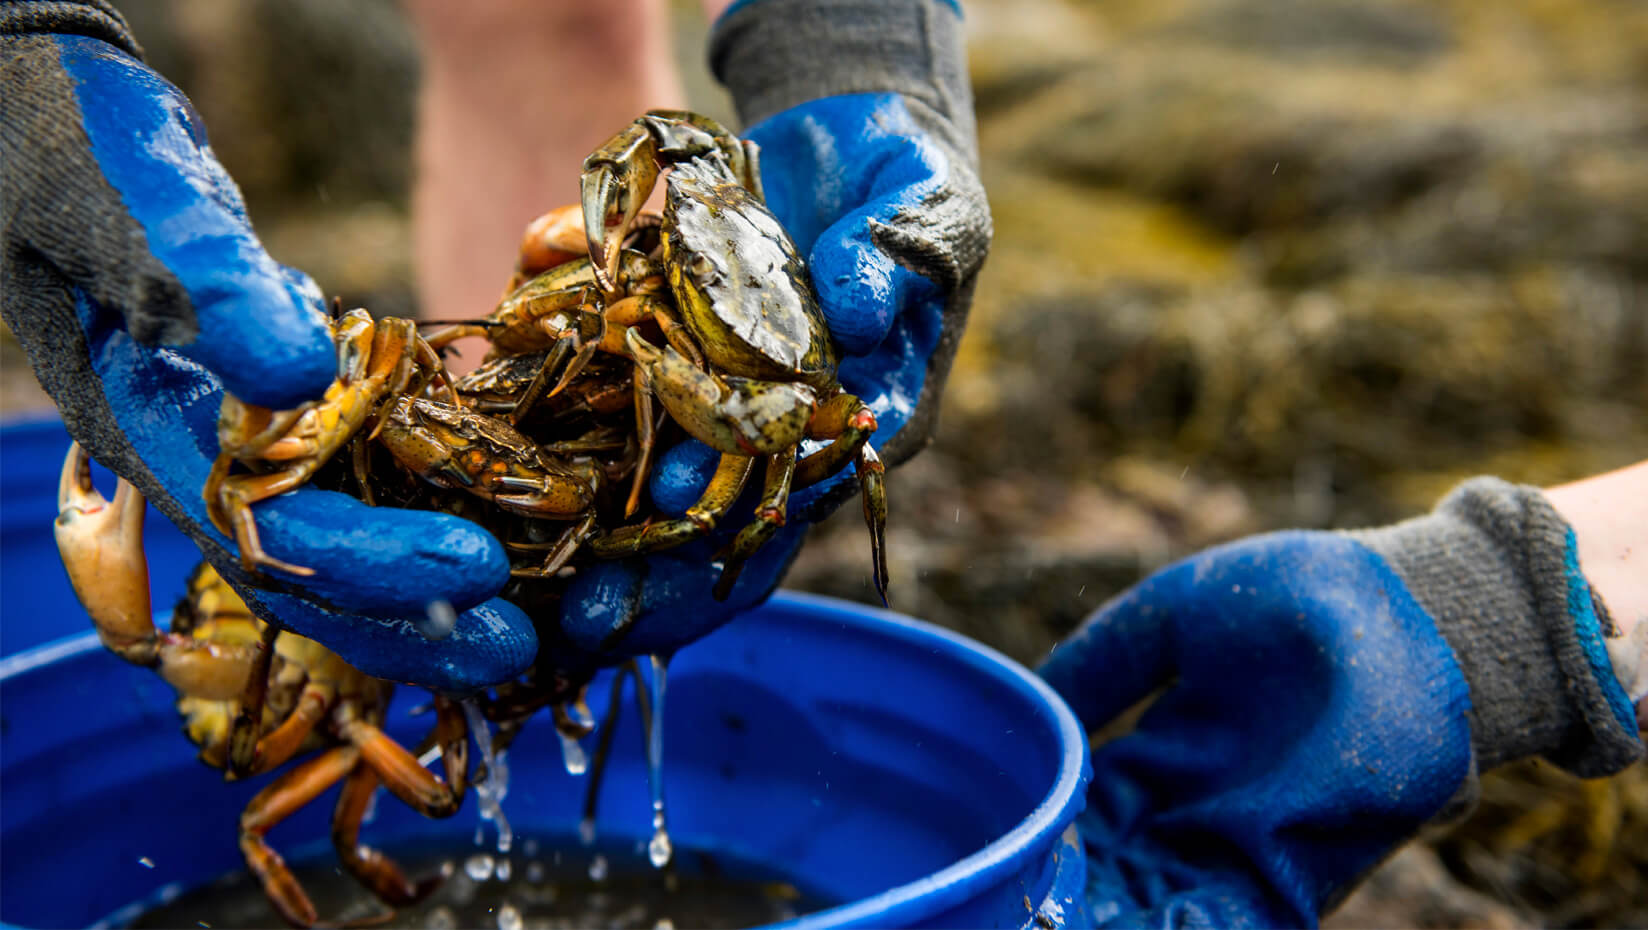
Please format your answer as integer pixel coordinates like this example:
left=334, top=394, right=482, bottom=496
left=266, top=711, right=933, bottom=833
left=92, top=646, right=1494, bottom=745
left=1348, top=478, right=1643, bottom=778
left=0, top=0, right=140, bottom=57
left=709, top=0, right=977, bottom=162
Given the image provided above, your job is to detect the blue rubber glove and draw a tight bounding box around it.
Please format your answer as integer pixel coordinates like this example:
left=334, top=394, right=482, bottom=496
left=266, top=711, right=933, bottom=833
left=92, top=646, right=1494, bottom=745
left=555, top=0, right=990, bottom=665
left=1, top=15, right=535, bottom=693
left=1037, top=480, right=1643, bottom=928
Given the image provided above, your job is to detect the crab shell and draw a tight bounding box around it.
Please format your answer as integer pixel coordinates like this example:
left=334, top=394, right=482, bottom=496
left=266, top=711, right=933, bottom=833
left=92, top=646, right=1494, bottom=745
left=660, top=158, right=839, bottom=393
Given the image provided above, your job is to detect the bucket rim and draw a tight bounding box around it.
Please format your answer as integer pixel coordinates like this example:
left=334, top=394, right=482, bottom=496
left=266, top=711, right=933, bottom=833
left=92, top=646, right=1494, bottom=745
left=752, top=591, right=1090, bottom=929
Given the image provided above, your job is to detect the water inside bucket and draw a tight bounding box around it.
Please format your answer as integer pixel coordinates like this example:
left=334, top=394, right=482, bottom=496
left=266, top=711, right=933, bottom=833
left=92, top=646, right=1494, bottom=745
left=124, top=832, right=839, bottom=929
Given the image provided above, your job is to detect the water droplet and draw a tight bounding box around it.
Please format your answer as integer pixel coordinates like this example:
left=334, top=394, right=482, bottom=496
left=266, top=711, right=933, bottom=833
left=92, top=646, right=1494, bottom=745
left=648, top=828, right=673, bottom=869
left=522, top=837, right=540, bottom=857
left=526, top=861, right=545, bottom=884
left=496, top=903, right=523, bottom=930
left=578, top=817, right=597, bottom=846
left=138, top=856, right=155, bottom=868
left=588, top=854, right=609, bottom=882
left=495, top=857, right=512, bottom=882
left=559, top=730, right=589, bottom=775
left=654, top=920, right=676, bottom=930
left=418, top=599, right=458, bottom=640
left=464, top=853, right=495, bottom=881
left=425, top=906, right=458, bottom=930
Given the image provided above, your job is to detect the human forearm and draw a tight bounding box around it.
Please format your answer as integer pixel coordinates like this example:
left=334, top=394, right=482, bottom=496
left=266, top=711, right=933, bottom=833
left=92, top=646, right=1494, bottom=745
left=405, top=0, right=685, bottom=326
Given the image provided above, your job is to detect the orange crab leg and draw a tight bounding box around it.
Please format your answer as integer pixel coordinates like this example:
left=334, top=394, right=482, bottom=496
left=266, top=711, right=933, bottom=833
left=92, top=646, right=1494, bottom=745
left=238, top=679, right=337, bottom=779
left=226, top=621, right=281, bottom=778
left=430, top=695, right=472, bottom=799
left=240, top=745, right=360, bottom=928
left=344, top=719, right=464, bottom=818
left=331, top=763, right=434, bottom=908
left=216, top=470, right=320, bottom=577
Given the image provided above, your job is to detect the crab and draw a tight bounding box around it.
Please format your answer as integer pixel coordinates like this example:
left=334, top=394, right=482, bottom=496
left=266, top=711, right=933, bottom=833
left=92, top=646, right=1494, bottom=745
left=56, top=443, right=470, bottom=928
left=578, top=110, right=889, bottom=601
left=206, top=305, right=453, bottom=577
left=373, top=395, right=613, bottom=578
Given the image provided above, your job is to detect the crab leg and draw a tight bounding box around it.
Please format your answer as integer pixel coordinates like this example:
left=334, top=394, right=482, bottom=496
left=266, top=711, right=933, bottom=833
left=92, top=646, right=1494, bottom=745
left=55, top=444, right=262, bottom=698
left=590, top=453, right=757, bottom=558
left=712, top=448, right=798, bottom=600
left=857, top=444, right=890, bottom=604
left=331, top=763, right=441, bottom=911
left=627, top=360, right=660, bottom=517
left=343, top=717, right=464, bottom=818
left=225, top=621, right=281, bottom=778
left=508, top=512, right=600, bottom=578
left=210, top=313, right=430, bottom=578
left=624, top=330, right=814, bottom=456
left=213, top=470, right=321, bottom=576
left=240, top=745, right=361, bottom=928
left=791, top=395, right=877, bottom=490
left=790, top=398, right=889, bottom=603
left=234, top=678, right=337, bottom=780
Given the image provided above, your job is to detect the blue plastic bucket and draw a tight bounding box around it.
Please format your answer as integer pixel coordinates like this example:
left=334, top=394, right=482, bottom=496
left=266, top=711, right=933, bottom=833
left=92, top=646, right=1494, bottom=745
left=0, top=418, right=1092, bottom=929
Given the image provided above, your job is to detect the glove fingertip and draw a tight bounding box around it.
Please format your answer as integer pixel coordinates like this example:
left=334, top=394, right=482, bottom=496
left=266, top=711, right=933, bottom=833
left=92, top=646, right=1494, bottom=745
left=190, top=276, right=335, bottom=408
left=253, top=490, right=509, bottom=614
left=435, top=598, right=539, bottom=695
left=811, top=223, right=923, bottom=357
left=561, top=560, right=646, bottom=655
left=649, top=441, right=722, bottom=516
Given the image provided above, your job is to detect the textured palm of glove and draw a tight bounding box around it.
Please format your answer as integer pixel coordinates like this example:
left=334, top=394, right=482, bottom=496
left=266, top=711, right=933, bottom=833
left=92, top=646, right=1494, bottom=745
left=552, top=0, right=990, bottom=666
left=1037, top=480, right=1643, bottom=928
left=0, top=26, right=535, bottom=693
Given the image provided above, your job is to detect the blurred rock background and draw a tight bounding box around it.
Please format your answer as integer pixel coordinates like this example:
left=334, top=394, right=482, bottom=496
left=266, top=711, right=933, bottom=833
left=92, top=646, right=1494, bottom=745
left=2, top=0, right=1643, bottom=924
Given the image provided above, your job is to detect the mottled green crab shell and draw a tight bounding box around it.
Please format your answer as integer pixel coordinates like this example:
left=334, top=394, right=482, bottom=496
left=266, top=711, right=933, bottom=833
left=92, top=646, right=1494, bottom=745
left=660, top=158, right=839, bottom=394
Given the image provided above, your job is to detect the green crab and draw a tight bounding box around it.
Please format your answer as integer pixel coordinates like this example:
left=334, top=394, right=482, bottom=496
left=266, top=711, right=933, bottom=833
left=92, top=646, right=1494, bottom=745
left=579, top=110, right=888, bottom=601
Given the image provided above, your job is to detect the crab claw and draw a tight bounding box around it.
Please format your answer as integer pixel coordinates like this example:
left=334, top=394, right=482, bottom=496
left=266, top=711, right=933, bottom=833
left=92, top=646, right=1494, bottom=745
left=627, top=329, right=814, bottom=457
left=54, top=442, right=154, bottom=654
left=582, top=126, right=661, bottom=294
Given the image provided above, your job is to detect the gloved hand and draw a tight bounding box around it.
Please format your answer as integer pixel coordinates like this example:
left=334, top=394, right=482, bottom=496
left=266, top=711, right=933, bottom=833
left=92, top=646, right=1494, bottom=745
left=1037, top=479, right=1644, bottom=928
left=0, top=5, right=535, bottom=693
left=557, top=0, right=990, bottom=661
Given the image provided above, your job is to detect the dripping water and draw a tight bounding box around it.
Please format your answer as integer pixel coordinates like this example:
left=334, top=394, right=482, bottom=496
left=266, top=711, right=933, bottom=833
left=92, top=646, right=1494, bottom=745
left=462, top=699, right=513, bottom=854
left=558, top=730, right=589, bottom=775
left=642, top=654, right=672, bottom=868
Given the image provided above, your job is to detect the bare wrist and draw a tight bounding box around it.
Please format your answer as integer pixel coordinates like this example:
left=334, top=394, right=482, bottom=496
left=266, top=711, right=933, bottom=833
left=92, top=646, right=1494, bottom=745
left=1546, top=460, right=1648, bottom=709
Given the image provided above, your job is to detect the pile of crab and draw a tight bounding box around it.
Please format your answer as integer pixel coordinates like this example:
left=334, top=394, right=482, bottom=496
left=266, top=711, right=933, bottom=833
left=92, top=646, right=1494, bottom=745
left=210, top=108, right=888, bottom=741
left=53, top=111, right=889, bottom=927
